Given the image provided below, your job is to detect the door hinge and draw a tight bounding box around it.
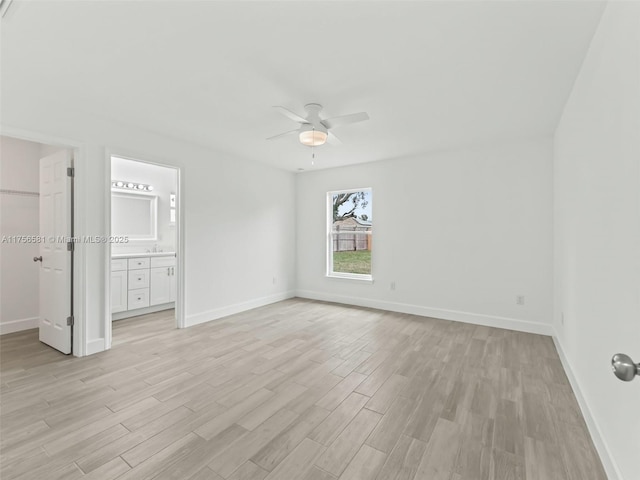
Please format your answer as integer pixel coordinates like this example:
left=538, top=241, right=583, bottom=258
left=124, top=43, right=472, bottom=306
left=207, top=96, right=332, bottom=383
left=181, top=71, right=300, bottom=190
left=66, top=316, right=74, bottom=327
left=67, top=167, right=75, bottom=177
left=67, top=241, right=74, bottom=252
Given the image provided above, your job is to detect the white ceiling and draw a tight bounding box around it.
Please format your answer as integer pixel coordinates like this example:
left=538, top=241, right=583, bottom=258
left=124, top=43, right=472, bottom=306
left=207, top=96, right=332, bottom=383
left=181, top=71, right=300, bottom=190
left=1, top=1, right=605, bottom=171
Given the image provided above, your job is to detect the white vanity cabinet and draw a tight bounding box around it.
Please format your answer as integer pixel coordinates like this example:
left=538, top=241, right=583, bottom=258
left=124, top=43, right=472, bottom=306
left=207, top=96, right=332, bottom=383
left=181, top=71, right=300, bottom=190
left=111, top=259, right=128, bottom=313
left=111, top=253, right=176, bottom=319
left=150, top=256, right=176, bottom=306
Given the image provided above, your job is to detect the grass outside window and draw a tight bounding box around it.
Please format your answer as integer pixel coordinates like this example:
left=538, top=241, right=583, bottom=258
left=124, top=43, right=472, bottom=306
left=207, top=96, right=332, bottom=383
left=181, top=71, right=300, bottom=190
left=332, top=250, right=371, bottom=275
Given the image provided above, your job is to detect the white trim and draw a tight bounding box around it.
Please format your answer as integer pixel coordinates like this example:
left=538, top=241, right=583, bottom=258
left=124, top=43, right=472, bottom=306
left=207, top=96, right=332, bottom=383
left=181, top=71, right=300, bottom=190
left=104, top=150, right=185, bottom=349
left=327, top=186, right=373, bottom=196
left=326, top=273, right=373, bottom=282
left=175, top=167, right=186, bottom=328
left=552, top=334, right=621, bottom=480
left=70, top=145, right=86, bottom=357
left=0, top=317, right=39, bottom=335
left=86, top=338, right=106, bottom=356
left=295, top=290, right=553, bottom=336
left=185, top=291, right=296, bottom=328
left=104, top=149, right=113, bottom=350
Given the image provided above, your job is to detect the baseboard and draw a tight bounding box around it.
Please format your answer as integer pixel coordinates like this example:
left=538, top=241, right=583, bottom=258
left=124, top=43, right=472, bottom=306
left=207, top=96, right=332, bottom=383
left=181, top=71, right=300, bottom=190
left=0, top=317, right=38, bottom=335
left=86, top=338, right=106, bottom=356
left=295, top=290, right=553, bottom=336
left=185, top=290, right=296, bottom=328
left=552, top=333, right=621, bottom=480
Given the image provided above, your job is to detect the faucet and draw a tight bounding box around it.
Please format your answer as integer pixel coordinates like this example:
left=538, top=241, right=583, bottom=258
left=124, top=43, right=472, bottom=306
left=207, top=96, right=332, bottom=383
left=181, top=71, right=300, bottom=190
left=153, top=244, right=158, bottom=253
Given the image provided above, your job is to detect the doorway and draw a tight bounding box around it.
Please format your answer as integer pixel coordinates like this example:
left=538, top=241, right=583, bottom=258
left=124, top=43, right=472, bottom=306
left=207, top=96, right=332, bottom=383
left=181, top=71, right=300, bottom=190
left=0, top=135, right=75, bottom=354
left=106, top=154, right=182, bottom=347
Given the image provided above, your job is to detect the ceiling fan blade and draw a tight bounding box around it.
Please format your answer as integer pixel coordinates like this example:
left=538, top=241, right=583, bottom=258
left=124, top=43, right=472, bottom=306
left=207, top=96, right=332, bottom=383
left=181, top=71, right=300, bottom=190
left=326, top=131, right=342, bottom=146
left=266, top=129, right=299, bottom=141
left=321, top=112, right=369, bottom=129
left=273, top=106, right=308, bottom=124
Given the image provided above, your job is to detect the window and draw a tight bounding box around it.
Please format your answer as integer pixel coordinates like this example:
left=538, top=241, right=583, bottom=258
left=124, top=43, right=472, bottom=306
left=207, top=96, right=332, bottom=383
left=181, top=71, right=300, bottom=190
left=327, top=188, right=372, bottom=280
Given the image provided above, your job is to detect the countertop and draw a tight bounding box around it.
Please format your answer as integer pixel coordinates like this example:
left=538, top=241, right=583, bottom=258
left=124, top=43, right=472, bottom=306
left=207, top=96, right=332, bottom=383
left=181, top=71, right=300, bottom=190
left=112, top=252, right=176, bottom=259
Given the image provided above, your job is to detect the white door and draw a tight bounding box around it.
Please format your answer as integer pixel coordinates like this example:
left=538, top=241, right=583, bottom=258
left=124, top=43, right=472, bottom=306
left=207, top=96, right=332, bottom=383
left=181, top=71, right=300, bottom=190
left=38, top=150, right=72, bottom=354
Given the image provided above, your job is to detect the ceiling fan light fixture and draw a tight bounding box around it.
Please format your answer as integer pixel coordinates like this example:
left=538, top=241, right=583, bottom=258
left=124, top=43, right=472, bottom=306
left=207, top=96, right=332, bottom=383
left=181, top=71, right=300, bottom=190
left=299, top=130, right=328, bottom=146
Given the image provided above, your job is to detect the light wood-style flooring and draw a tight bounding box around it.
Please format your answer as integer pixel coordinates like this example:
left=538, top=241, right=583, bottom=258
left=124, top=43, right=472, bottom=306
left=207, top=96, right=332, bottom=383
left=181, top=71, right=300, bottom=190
left=0, top=299, right=606, bottom=480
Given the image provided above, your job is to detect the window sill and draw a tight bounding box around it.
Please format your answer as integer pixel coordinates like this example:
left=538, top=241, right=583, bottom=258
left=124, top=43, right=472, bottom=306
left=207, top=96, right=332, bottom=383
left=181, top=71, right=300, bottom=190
left=326, top=273, right=374, bottom=283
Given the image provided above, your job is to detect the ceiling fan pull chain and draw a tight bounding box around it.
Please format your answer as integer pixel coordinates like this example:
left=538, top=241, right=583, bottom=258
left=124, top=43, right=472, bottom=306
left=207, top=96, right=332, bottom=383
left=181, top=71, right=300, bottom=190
left=312, top=128, right=316, bottom=161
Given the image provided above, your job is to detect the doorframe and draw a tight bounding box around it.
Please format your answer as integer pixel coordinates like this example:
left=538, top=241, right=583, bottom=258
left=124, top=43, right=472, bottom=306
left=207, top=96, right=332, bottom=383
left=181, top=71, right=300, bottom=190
left=103, top=149, right=185, bottom=350
left=0, top=125, right=86, bottom=356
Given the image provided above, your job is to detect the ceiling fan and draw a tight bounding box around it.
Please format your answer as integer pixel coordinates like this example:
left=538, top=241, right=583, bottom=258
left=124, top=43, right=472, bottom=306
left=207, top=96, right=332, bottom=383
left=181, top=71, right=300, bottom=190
left=267, top=103, right=369, bottom=147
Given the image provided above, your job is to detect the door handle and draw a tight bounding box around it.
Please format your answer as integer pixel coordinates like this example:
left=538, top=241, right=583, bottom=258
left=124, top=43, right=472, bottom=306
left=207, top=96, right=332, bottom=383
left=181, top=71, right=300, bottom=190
left=33, top=256, right=42, bottom=262
left=611, top=353, right=639, bottom=381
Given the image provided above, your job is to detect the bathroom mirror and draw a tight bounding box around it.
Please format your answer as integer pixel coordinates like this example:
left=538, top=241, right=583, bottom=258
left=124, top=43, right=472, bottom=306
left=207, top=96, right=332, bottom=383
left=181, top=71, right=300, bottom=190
left=111, top=191, right=158, bottom=240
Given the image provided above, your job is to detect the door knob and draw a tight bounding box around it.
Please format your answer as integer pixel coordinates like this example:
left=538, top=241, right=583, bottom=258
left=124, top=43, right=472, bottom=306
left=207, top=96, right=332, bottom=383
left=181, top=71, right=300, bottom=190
left=33, top=256, right=42, bottom=262
left=611, top=353, right=640, bottom=381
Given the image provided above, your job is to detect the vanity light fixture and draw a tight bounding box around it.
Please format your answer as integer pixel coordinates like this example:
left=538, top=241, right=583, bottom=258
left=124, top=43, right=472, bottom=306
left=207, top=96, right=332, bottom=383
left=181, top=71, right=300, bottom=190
left=112, top=180, right=154, bottom=192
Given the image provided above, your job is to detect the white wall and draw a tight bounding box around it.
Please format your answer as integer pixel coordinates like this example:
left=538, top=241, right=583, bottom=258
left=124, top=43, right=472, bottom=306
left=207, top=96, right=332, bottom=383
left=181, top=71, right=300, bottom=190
left=0, top=136, right=41, bottom=333
left=554, top=3, right=640, bottom=479
left=296, top=138, right=554, bottom=334
left=184, top=155, right=296, bottom=325
left=111, top=156, right=177, bottom=254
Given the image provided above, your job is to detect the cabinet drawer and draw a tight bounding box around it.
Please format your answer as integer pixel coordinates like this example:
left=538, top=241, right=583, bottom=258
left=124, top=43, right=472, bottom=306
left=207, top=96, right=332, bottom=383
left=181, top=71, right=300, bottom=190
left=128, top=257, right=150, bottom=269
left=150, top=256, right=176, bottom=268
left=128, top=269, right=150, bottom=289
left=111, top=258, right=128, bottom=272
left=128, top=288, right=150, bottom=309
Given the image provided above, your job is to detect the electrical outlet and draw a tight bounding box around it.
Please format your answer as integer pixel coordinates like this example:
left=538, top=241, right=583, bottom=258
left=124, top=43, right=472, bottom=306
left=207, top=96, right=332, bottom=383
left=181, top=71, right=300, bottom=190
left=516, top=295, right=525, bottom=306
left=390, top=281, right=396, bottom=291
left=272, top=276, right=277, bottom=285
left=561, top=312, right=565, bottom=326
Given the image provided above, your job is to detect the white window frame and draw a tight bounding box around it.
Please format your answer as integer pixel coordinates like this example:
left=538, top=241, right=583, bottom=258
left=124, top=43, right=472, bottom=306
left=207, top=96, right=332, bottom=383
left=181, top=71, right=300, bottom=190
left=326, top=187, right=373, bottom=282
